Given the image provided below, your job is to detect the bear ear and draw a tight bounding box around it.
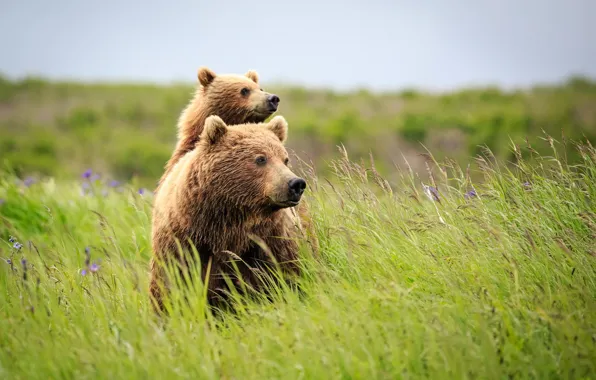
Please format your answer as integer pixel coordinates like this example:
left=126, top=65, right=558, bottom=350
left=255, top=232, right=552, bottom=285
left=198, top=67, right=216, bottom=87
left=266, top=116, right=288, bottom=143
left=202, top=115, right=228, bottom=145
left=245, top=70, right=259, bottom=84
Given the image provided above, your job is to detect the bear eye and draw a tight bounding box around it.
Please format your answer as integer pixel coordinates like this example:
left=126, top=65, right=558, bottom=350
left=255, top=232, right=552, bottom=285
left=255, top=156, right=267, bottom=166
left=240, top=88, right=250, bottom=96
left=284, top=157, right=290, bottom=166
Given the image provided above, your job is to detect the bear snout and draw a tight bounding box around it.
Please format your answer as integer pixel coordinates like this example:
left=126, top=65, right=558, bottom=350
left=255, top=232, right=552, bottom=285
left=288, top=177, right=306, bottom=201
left=267, top=94, right=280, bottom=111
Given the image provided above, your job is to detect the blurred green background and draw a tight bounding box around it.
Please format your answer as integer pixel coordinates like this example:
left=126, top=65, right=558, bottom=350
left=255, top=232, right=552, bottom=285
left=1, top=74, right=595, bottom=188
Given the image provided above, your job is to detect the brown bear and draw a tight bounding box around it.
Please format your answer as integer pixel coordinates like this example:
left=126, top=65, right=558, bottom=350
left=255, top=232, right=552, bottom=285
left=156, top=66, right=280, bottom=191
left=149, top=115, right=307, bottom=312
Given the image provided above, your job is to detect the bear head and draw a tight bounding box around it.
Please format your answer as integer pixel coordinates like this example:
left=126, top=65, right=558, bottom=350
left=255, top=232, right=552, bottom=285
left=198, top=67, right=280, bottom=124
left=198, top=115, right=306, bottom=212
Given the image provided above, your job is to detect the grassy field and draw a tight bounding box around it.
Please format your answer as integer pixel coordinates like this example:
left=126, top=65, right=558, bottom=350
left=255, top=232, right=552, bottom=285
left=1, top=137, right=595, bottom=379
left=1, top=75, right=595, bottom=188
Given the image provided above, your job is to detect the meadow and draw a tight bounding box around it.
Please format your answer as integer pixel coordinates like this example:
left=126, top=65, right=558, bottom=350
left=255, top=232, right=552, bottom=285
left=1, top=131, right=595, bottom=378
left=1, top=73, right=596, bottom=378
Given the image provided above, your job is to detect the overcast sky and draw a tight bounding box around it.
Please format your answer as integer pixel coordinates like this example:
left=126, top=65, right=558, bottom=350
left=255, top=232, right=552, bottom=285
left=1, top=0, right=595, bottom=91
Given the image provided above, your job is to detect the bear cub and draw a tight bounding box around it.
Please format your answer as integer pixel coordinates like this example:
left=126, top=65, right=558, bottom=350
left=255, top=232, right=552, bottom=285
left=157, top=67, right=281, bottom=190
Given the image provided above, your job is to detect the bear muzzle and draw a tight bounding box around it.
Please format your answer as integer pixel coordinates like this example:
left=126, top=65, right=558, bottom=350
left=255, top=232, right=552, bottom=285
left=286, top=177, right=307, bottom=204
left=267, top=176, right=307, bottom=210
left=267, top=94, right=280, bottom=112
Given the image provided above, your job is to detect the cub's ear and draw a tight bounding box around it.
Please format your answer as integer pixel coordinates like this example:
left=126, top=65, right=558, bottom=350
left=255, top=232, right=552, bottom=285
left=245, top=70, right=259, bottom=84
left=266, top=116, right=288, bottom=143
left=202, top=115, right=228, bottom=145
left=198, top=67, right=216, bottom=87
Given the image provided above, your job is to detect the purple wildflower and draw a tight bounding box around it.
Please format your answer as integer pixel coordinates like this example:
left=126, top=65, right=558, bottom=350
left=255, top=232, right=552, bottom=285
left=464, top=190, right=477, bottom=200
left=422, top=184, right=440, bottom=202
left=13, top=242, right=23, bottom=250
left=138, top=188, right=145, bottom=195
left=9, top=236, right=16, bottom=243
left=82, top=169, right=93, bottom=179
left=81, top=246, right=100, bottom=275
left=0, top=199, right=5, bottom=206
left=5, top=257, right=14, bottom=271
left=23, top=177, right=35, bottom=187
left=109, top=180, right=120, bottom=188
left=90, top=173, right=101, bottom=181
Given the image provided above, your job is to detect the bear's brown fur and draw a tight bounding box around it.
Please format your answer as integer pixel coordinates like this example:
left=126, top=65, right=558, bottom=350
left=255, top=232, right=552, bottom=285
left=157, top=67, right=280, bottom=191
left=149, top=115, right=307, bottom=312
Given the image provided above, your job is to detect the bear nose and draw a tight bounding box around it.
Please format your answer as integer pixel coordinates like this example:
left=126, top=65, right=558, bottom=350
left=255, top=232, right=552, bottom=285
left=288, top=178, right=306, bottom=199
left=267, top=94, right=280, bottom=110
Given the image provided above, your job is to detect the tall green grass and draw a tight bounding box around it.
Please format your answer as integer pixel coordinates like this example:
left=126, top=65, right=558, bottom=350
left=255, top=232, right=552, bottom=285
left=0, top=139, right=595, bottom=379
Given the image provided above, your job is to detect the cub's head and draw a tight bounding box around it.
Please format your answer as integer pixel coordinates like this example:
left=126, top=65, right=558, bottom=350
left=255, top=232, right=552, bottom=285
left=199, top=115, right=306, bottom=212
left=198, top=67, right=280, bottom=124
